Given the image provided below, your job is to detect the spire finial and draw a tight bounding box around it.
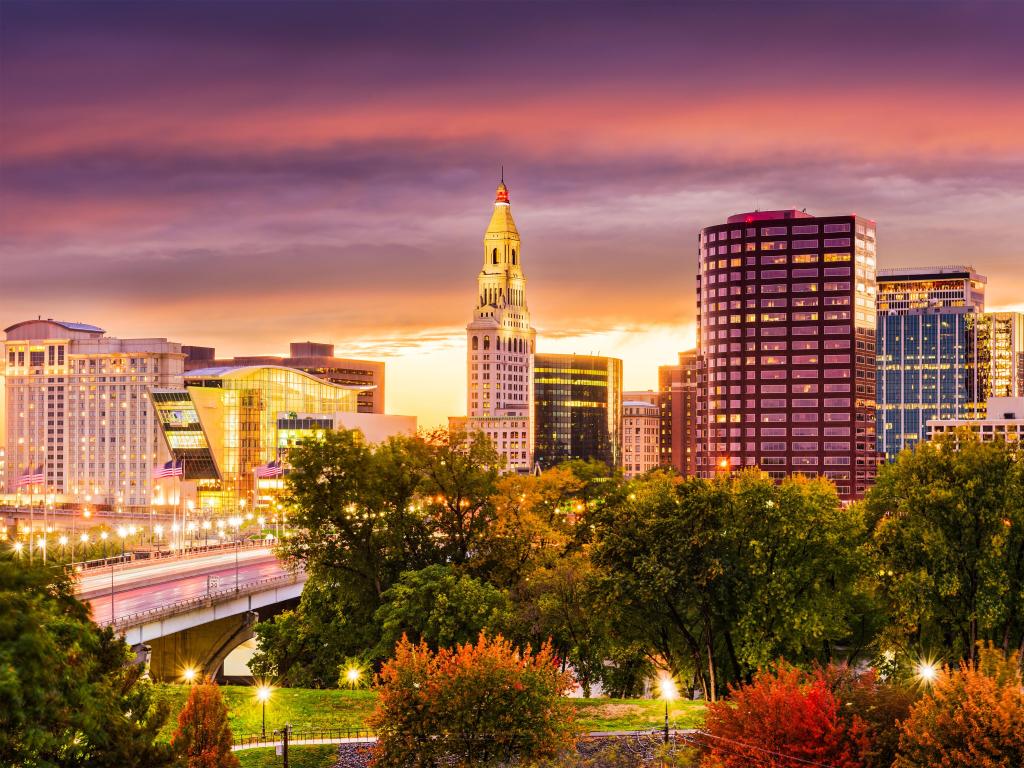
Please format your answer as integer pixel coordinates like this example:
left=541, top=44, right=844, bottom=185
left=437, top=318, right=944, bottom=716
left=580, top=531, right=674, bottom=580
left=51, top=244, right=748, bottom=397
left=501, top=164, right=504, bottom=184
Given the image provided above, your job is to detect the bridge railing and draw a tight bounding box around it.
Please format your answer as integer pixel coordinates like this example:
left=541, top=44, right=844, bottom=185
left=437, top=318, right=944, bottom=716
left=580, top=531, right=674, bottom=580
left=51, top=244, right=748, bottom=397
left=106, top=569, right=305, bottom=629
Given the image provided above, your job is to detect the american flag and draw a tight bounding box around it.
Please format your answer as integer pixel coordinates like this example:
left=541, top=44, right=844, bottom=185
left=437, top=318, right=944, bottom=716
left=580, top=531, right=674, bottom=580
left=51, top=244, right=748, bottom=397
left=255, top=460, right=284, bottom=478
left=153, top=458, right=184, bottom=479
left=17, top=465, right=44, bottom=486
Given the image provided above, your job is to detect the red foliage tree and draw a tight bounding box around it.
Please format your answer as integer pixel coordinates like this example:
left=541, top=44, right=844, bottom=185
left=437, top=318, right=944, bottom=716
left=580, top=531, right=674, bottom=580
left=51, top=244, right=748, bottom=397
left=369, top=632, right=576, bottom=768
left=171, top=677, right=240, bottom=768
left=701, top=665, right=872, bottom=768
left=895, top=646, right=1024, bottom=768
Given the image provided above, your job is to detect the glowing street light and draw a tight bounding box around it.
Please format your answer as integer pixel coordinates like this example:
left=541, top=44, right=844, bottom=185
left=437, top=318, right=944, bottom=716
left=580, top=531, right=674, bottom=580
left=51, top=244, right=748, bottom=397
left=181, top=666, right=198, bottom=684
left=345, top=666, right=362, bottom=688
left=659, top=675, right=677, bottom=744
left=13, top=541, right=24, bottom=557
left=255, top=684, right=273, bottom=736
left=915, top=660, right=939, bottom=685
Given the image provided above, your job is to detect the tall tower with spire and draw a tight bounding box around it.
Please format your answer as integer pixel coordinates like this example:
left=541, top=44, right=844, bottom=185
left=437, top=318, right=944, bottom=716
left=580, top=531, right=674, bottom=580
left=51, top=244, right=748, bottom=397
left=456, top=177, right=536, bottom=471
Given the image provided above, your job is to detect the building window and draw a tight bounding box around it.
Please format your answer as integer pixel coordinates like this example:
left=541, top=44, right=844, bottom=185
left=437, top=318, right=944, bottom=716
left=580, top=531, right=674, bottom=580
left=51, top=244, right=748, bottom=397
left=492, top=248, right=498, bottom=264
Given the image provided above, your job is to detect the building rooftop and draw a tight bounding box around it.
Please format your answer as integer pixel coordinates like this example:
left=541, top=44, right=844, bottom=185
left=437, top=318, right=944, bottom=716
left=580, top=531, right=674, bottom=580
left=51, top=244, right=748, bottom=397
left=185, top=364, right=374, bottom=390
left=4, top=318, right=105, bottom=336
left=725, top=209, right=815, bottom=224
left=877, top=265, right=985, bottom=282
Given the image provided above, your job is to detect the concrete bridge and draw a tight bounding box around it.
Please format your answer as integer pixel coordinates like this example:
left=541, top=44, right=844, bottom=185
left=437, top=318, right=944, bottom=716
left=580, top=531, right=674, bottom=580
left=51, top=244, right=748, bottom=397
left=77, top=547, right=304, bottom=680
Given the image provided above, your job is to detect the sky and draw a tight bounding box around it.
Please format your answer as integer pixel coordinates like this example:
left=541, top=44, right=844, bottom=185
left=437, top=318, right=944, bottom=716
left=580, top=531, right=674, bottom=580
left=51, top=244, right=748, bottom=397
left=2, top=1, right=1023, bottom=427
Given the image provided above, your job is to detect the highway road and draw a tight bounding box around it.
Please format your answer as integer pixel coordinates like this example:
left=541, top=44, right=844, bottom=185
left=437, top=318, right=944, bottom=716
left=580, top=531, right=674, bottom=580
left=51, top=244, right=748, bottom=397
left=79, top=548, right=293, bottom=625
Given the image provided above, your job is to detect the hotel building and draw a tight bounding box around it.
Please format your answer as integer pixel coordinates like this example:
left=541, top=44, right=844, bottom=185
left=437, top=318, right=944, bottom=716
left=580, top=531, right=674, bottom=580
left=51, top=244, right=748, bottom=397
left=184, top=342, right=384, bottom=414
left=533, top=354, right=623, bottom=470
left=622, top=397, right=660, bottom=478
left=695, top=210, right=879, bottom=501
left=875, top=267, right=1024, bottom=461
left=2, top=319, right=183, bottom=508
left=658, top=349, right=699, bottom=476
left=455, top=179, right=536, bottom=472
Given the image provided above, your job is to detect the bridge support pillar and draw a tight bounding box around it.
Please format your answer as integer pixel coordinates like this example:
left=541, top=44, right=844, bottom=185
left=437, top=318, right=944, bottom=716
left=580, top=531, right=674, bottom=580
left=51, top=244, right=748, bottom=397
left=146, top=611, right=258, bottom=682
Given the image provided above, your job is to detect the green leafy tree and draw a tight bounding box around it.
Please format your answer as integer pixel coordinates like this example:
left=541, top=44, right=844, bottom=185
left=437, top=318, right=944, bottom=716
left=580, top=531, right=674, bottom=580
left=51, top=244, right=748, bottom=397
left=865, top=433, right=1024, bottom=663
left=171, top=677, right=240, bottom=768
left=0, top=554, right=176, bottom=767
left=895, top=645, right=1024, bottom=768
left=592, top=470, right=870, bottom=699
left=369, top=633, right=575, bottom=768
left=373, top=564, right=512, bottom=656
left=257, top=429, right=502, bottom=679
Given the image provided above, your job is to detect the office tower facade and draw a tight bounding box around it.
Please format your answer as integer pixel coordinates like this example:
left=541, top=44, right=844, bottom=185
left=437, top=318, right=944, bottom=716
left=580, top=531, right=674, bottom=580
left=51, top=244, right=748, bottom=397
left=2, top=319, right=183, bottom=508
left=533, top=353, right=622, bottom=470
left=875, top=268, right=1024, bottom=461
left=695, top=210, right=878, bottom=501
left=658, top=349, right=698, bottom=476
left=459, top=179, right=536, bottom=472
left=185, top=342, right=384, bottom=414
left=622, top=398, right=661, bottom=478
left=875, top=266, right=988, bottom=461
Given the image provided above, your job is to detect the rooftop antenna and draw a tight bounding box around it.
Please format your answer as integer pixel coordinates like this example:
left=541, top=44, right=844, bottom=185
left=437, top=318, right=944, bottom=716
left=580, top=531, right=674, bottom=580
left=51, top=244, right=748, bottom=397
left=500, top=164, right=504, bottom=183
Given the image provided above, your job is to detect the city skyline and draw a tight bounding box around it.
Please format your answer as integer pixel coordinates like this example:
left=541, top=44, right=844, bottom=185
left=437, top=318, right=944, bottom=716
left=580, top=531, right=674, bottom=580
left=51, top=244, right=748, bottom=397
left=3, top=1, right=1024, bottom=427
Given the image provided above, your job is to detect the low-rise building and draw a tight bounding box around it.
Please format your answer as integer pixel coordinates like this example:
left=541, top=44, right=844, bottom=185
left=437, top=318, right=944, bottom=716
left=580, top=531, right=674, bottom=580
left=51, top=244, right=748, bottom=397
left=928, top=397, right=1024, bottom=445
left=622, top=398, right=661, bottom=478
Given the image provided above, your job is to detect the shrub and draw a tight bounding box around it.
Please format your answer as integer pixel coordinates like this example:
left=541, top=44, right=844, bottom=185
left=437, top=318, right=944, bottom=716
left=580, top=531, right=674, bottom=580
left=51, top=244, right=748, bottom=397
left=369, top=632, right=575, bottom=767
left=895, top=645, right=1024, bottom=768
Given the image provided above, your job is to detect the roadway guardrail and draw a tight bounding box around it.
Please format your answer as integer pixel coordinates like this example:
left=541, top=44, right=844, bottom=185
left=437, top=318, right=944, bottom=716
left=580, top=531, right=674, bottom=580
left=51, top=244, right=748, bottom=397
left=105, top=569, right=305, bottom=628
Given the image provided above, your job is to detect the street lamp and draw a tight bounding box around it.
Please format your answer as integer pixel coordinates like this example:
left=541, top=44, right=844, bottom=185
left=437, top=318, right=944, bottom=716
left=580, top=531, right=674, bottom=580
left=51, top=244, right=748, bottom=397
left=255, top=684, right=272, bottom=737
left=659, top=675, right=677, bottom=744
left=117, top=526, right=128, bottom=558
left=344, top=667, right=362, bottom=689
left=13, top=541, right=23, bottom=558
left=181, top=666, right=198, bottom=684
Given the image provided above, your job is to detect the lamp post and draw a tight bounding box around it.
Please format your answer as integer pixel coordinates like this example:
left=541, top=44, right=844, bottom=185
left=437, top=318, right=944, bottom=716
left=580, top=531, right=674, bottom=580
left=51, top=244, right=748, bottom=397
left=255, top=684, right=272, bottom=738
left=117, top=526, right=127, bottom=558
left=658, top=676, right=677, bottom=744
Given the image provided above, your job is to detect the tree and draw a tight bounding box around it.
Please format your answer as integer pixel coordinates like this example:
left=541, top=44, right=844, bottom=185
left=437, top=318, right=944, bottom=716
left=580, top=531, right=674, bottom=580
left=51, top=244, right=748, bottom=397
left=257, top=428, right=504, bottom=680
left=373, top=564, right=512, bottom=657
left=172, top=677, right=240, bottom=768
left=865, top=433, right=1024, bottom=663
left=895, top=645, right=1024, bottom=768
left=591, top=470, right=869, bottom=699
left=701, top=665, right=872, bottom=768
left=369, top=633, right=576, bottom=767
left=0, top=554, right=177, bottom=767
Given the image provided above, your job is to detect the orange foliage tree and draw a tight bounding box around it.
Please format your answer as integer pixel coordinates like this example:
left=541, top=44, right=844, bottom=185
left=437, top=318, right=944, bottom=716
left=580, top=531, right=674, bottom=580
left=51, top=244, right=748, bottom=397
left=369, top=632, right=576, bottom=767
left=171, top=677, right=240, bottom=768
left=895, top=645, right=1024, bottom=767
left=701, top=665, right=874, bottom=768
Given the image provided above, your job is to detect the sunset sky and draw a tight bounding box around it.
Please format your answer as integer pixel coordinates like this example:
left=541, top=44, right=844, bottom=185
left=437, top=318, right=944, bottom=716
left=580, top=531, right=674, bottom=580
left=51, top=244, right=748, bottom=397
left=2, top=1, right=1023, bottom=426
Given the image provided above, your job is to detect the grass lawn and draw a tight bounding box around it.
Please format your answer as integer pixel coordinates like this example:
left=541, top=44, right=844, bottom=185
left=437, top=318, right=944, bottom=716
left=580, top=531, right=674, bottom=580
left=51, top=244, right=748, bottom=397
left=154, top=684, right=706, bottom=742
left=236, top=745, right=338, bottom=768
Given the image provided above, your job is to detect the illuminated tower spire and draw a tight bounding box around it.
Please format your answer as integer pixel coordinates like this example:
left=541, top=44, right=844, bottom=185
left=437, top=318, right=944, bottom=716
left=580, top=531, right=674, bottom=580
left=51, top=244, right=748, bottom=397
left=457, top=175, right=537, bottom=472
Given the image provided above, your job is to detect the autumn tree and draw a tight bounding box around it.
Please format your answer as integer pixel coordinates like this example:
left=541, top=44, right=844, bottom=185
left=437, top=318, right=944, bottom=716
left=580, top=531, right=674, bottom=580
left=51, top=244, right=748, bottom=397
left=701, top=665, right=873, bottom=768
left=172, top=677, right=240, bottom=768
left=865, top=433, right=1024, bottom=663
left=369, top=633, right=575, bottom=767
left=894, top=645, right=1024, bottom=768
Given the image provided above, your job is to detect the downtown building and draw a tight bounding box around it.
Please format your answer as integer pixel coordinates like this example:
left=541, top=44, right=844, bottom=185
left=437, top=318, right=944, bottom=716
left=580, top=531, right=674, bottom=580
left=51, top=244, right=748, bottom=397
left=657, top=349, right=698, bottom=476
left=183, top=341, right=384, bottom=414
left=452, top=179, right=536, bottom=472
left=876, top=266, right=1024, bottom=461
left=2, top=319, right=183, bottom=508
left=695, top=210, right=879, bottom=501
left=621, top=394, right=660, bottom=478
left=152, top=364, right=415, bottom=513
left=533, top=354, right=623, bottom=471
